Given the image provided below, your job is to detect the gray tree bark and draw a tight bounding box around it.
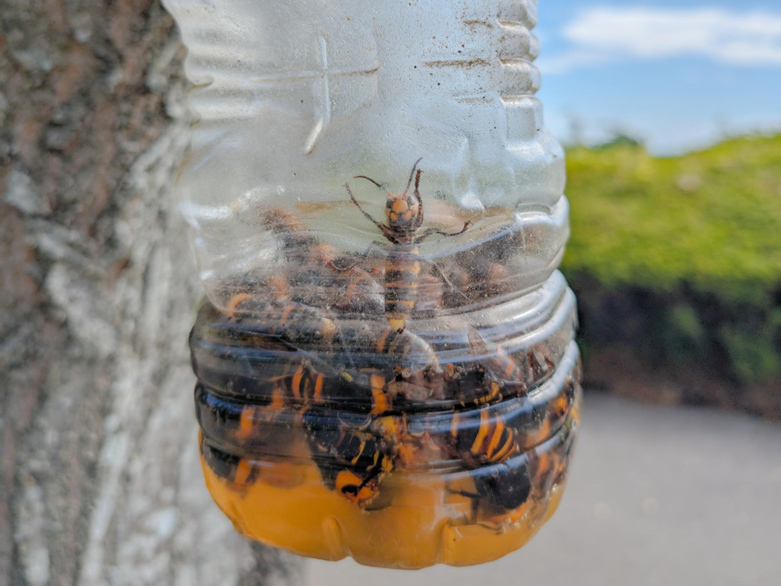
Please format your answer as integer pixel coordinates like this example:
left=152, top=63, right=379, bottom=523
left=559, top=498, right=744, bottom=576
left=0, top=2, right=304, bottom=585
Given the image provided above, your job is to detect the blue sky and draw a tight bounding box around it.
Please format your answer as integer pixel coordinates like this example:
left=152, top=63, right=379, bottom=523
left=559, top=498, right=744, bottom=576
left=535, top=1, right=781, bottom=154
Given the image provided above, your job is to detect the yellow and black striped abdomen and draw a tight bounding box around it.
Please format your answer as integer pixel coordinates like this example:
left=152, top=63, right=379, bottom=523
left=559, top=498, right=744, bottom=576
left=269, top=363, right=327, bottom=406
left=384, top=247, right=421, bottom=333
left=449, top=409, right=517, bottom=466
left=302, top=409, right=395, bottom=506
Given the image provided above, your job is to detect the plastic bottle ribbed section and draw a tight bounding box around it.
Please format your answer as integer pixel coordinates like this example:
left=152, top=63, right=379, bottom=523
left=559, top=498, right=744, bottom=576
left=164, top=0, right=580, bottom=569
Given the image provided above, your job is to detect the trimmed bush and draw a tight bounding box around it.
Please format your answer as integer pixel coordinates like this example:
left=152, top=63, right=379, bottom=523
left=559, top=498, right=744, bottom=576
left=563, top=135, right=781, bottom=385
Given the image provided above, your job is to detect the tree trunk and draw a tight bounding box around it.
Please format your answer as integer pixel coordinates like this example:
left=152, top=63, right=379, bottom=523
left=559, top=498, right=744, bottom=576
left=0, top=2, right=304, bottom=585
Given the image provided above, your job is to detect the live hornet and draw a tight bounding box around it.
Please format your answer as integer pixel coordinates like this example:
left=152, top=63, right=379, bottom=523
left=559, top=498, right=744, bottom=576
left=345, top=158, right=471, bottom=333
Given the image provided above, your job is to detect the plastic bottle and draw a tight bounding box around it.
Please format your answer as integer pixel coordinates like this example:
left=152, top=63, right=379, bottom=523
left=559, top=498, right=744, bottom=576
left=164, top=0, right=581, bottom=569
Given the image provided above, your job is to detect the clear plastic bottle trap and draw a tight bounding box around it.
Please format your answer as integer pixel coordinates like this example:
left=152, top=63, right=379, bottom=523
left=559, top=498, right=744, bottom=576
left=164, top=0, right=581, bottom=569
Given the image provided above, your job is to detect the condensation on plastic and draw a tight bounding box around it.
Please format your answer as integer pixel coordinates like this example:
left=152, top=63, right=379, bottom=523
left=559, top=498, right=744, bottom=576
left=164, top=0, right=581, bottom=569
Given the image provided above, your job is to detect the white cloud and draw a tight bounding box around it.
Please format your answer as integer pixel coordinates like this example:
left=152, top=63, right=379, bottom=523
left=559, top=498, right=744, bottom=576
left=541, top=7, right=781, bottom=73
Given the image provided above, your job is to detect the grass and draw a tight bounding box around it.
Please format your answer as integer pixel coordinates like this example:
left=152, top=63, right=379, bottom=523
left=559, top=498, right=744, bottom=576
left=561, top=134, right=781, bottom=384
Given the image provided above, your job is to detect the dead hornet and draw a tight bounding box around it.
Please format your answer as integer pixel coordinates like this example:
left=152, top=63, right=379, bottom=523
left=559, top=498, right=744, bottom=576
left=321, top=367, right=394, bottom=416
left=260, top=208, right=384, bottom=314
left=345, top=158, right=471, bottom=333
left=301, top=408, right=397, bottom=507
left=466, top=328, right=528, bottom=394
left=196, top=369, right=319, bottom=493
left=260, top=208, right=337, bottom=267
left=196, top=342, right=417, bottom=496
left=224, top=294, right=338, bottom=350
left=195, top=357, right=344, bottom=486
left=336, top=319, right=446, bottom=408
left=441, top=328, right=527, bottom=408
left=444, top=407, right=518, bottom=469
left=436, top=407, right=532, bottom=527
left=466, top=457, right=533, bottom=528
left=527, top=410, right=578, bottom=504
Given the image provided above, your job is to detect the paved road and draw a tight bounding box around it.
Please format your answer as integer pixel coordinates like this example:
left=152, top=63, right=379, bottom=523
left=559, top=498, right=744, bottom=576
left=307, top=394, right=781, bottom=585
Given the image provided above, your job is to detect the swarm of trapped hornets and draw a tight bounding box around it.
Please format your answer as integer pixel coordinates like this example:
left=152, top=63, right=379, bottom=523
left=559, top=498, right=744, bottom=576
left=192, top=160, right=581, bottom=532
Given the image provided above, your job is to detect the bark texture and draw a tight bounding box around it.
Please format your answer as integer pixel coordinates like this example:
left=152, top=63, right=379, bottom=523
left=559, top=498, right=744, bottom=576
left=0, top=2, right=304, bottom=585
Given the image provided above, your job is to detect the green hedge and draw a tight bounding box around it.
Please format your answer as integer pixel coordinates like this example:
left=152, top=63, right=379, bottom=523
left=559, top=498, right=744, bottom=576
left=561, top=135, right=781, bottom=384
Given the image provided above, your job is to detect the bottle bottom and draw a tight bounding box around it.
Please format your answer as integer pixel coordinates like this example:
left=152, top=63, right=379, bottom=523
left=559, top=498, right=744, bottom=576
left=198, top=387, right=580, bottom=569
